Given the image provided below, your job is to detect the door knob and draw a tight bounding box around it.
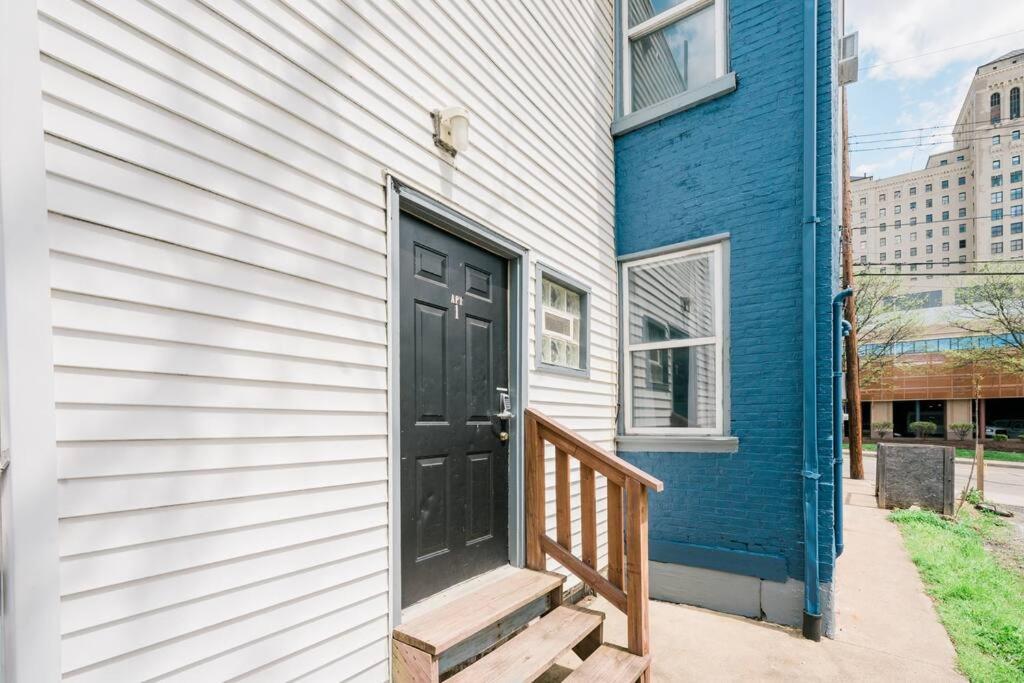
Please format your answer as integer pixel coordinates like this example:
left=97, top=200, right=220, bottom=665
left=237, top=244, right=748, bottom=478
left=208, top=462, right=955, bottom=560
left=498, top=431, right=510, bottom=442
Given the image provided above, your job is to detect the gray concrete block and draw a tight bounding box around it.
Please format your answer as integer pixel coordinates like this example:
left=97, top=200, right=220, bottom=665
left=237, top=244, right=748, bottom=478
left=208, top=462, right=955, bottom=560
left=877, top=443, right=955, bottom=515
left=650, top=560, right=760, bottom=619
left=760, top=577, right=803, bottom=627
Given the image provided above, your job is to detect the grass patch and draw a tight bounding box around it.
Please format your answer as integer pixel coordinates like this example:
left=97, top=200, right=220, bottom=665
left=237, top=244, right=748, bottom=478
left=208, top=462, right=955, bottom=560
left=890, top=508, right=1024, bottom=682
left=854, top=442, right=1024, bottom=462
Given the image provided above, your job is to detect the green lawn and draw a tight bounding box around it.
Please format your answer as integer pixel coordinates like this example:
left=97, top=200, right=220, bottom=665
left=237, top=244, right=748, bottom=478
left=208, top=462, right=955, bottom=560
left=855, top=442, right=1024, bottom=463
left=890, top=508, right=1024, bottom=682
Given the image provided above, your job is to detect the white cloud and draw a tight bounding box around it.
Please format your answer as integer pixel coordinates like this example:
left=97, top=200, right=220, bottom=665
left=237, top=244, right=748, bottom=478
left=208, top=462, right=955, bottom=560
left=847, top=0, right=1024, bottom=81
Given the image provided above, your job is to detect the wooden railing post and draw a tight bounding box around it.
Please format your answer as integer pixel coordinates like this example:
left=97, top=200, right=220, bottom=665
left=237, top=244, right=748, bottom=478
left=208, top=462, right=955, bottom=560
left=579, top=464, right=597, bottom=570
left=607, top=480, right=624, bottom=589
left=555, top=447, right=572, bottom=550
left=625, top=479, right=650, bottom=679
left=524, top=413, right=546, bottom=570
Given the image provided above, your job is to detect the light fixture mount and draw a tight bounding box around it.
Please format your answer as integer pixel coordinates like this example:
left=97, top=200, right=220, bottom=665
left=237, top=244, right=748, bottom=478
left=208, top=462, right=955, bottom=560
left=432, top=107, right=470, bottom=156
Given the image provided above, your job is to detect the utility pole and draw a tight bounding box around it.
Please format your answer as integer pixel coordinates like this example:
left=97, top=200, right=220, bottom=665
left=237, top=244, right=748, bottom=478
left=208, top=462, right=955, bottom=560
left=841, top=101, right=865, bottom=479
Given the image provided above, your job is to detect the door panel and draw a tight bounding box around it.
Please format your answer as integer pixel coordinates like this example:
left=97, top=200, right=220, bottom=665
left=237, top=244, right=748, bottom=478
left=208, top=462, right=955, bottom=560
left=399, top=212, right=509, bottom=607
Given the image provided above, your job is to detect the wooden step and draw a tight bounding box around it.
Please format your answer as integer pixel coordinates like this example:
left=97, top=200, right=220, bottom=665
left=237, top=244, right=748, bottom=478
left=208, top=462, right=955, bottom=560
left=563, top=644, right=650, bottom=682
left=448, top=605, right=605, bottom=683
left=393, top=568, right=564, bottom=657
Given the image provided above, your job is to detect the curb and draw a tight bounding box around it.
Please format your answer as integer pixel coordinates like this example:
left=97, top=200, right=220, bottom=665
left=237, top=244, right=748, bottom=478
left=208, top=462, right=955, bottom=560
left=844, top=449, right=1024, bottom=471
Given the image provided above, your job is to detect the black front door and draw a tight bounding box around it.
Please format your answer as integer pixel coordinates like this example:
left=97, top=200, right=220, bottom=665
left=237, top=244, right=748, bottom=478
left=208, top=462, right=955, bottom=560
left=399, top=211, right=510, bottom=607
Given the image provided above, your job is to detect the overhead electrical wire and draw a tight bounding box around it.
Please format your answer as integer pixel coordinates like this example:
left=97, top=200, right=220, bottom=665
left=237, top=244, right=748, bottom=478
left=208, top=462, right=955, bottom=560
left=850, top=120, right=1017, bottom=139
left=856, top=28, right=1024, bottom=75
left=840, top=215, right=1024, bottom=232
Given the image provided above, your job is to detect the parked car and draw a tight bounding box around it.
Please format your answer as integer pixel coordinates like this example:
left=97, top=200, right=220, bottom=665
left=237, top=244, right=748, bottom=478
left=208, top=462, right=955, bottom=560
left=985, top=424, right=1009, bottom=438
left=987, top=419, right=1024, bottom=438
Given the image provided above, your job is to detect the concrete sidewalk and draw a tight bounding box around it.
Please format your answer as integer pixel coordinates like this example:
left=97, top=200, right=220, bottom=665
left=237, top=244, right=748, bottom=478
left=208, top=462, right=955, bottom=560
left=567, top=475, right=963, bottom=681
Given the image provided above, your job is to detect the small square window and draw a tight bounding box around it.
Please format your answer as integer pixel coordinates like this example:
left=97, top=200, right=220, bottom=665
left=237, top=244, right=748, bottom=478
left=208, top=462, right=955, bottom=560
left=993, top=242, right=1004, bottom=254
left=993, top=175, right=1003, bottom=186
left=1014, top=155, right=1021, bottom=166
left=959, top=239, right=967, bottom=249
left=941, top=181, right=949, bottom=189
left=942, top=242, right=949, bottom=252
left=958, top=176, right=966, bottom=185
left=1012, top=222, right=1023, bottom=234
left=992, top=225, right=1004, bottom=237
left=1012, top=171, right=1023, bottom=183
left=910, top=186, right=918, bottom=195
left=941, top=226, right=949, bottom=236
left=993, top=135, right=1002, bottom=145
left=926, top=244, right=933, bottom=254
left=1014, top=130, right=1021, bottom=141
left=994, top=159, right=1002, bottom=169
left=925, top=183, right=933, bottom=192
left=538, top=268, right=589, bottom=374
left=925, top=199, right=933, bottom=208
left=959, top=224, right=967, bottom=233
left=895, top=249, right=902, bottom=259
left=1013, top=239, right=1023, bottom=252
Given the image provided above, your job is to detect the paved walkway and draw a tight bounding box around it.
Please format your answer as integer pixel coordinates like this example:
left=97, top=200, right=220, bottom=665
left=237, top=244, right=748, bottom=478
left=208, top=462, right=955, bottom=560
left=566, top=475, right=963, bottom=681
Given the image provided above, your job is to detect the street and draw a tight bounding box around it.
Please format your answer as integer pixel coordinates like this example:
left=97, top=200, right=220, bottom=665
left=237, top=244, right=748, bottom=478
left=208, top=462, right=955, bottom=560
left=848, top=454, right=1024, bottom=508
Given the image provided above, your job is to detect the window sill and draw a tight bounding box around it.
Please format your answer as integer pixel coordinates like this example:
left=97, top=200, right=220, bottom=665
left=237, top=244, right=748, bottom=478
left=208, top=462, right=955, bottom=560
left=534, top=362, right=590, bottom=379
left=611, top=72, right=737, bottom=137
left=615, top=434, right=739, bottom=453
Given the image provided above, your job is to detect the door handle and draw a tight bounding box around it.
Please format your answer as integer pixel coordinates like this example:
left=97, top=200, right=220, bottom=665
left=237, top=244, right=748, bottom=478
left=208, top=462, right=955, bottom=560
left=495, top=390, right=512, bottom=421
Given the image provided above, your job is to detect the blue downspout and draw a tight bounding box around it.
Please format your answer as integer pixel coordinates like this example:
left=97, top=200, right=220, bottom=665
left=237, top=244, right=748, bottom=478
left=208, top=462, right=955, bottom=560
left=832, top=290, right=853, bottom=559
left=801, top=0, right=822, bottom=642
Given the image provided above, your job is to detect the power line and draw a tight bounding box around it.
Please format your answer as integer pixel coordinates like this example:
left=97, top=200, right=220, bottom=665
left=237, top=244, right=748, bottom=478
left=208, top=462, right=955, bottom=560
left=843, top=215, right=1024, bottom=233
left=851, top=132, right=1024, bottom=152
left=861, top=260, right=1024, bottom=266
left=850, top=129, right=1021, bottom=145
left=855, top=271, right=1024, bottom=276
left=857, top=28, right=1024, bottom=74
left=850, top=119, right=1017, bottom=139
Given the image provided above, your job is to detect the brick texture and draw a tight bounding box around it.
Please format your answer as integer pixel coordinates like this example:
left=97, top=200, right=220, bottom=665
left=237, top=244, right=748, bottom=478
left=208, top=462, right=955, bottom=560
left=615, top=0, right=839, bottom=583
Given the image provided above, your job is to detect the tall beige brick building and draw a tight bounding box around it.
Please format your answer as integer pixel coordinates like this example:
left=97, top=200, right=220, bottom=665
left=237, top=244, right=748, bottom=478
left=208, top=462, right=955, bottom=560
left=852, top=49, right=1024, bottom=303
left=851, top=50, right=1024, bottom=438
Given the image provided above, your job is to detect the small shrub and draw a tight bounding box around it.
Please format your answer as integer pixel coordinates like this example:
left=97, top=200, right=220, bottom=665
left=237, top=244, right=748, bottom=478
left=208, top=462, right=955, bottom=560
left=909, top=420, right=938, bottom=440
left=872, top=421, right=894, bottom=439
left=993, top=433, right=1008, bottom=442
left=964, top=488, right=983, bottom=505
left=950, top=422, right=974, bottom=441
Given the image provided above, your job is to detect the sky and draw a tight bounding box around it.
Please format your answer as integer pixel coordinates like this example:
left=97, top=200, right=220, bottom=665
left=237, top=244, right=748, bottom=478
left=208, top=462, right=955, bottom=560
left=846, top=0, right=1024, bottom=180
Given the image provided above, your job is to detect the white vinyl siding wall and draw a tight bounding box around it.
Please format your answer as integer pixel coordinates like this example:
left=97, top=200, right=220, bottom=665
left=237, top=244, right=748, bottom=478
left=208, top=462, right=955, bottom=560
left=37, top=0, right=616, bottom=679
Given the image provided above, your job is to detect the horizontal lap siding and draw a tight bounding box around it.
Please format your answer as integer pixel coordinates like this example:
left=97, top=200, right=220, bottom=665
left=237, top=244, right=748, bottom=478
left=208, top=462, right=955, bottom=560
left=39, top=0, right=614, bottom=679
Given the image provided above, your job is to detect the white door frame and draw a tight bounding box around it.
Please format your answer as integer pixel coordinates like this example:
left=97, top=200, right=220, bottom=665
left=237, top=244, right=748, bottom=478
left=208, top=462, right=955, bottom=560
left=0, top=0, right=62, bottom=679
left=384, top=175, right=529, bottom=628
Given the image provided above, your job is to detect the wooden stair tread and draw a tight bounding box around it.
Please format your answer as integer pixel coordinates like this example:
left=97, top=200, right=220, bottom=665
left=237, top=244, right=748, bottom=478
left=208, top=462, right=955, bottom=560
left=563, top=644, right=650, bottom=682
left=393, top=568, right=564, bottom=655
left=448, top=605, right=604, bottom=683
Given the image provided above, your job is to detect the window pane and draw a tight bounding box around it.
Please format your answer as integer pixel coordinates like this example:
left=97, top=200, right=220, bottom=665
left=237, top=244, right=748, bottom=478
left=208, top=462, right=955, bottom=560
left=628, top=251, right=715, bottom=343
left=630, top=345, right=716, bottom=429
left=540, top=277, right=585, bottom=370
left=628, top=0, right=691, bottom=27
left=630, top=5, right=716, bottom=111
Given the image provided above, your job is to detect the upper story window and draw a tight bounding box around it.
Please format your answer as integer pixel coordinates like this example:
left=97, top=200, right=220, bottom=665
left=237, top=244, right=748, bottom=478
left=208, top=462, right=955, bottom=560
left=894, top=190, right=901, bottom=199
left=940, top=160, right=948, bottom=166
left=622, top=241, right=725, bottom=435
left=941, top=180, right=949, bottom=189
left=537, top=268, right=590, bottom=375
left=957, top=155, right=965, bottom=162
left=993, top=135, right=1002, bottom=145
left=1014, top=156, right=1022, bottom=166
left=1012, top=87, right=1021, bottom=120
left=1014, top=130, right=1022, bottom=141
left=959, top=192, right=967, bottom=201
left=910, top=186, right=917, bottom=195
left=992, top=92, right=1002, bottom=124
left=941, top=195, right=949, bottom=204
left=993, top=174, right=1004, bottom=186
left=925, top=183, right=933, bottom=192
left=878, top=193, right=886, bottom=202
left=958, top=176, right=966, bottom=185
left=859, top=196, right=866, bottom=206
left=623, top=0, right=728, bottom=115
left=994, top=159, right=1002, bottom=170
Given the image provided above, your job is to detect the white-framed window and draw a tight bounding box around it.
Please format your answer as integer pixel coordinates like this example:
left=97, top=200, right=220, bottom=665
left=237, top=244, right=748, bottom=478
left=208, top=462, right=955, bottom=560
left=536, top=266, right=590, bottom=376
left=621, top=241, right=725, bottom=435
left=622, top=0, right=729, bottom=115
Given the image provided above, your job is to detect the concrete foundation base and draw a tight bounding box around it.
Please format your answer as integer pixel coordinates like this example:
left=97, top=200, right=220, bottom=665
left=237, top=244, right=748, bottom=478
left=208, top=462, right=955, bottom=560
left=650, top=560, right=836, bottom=638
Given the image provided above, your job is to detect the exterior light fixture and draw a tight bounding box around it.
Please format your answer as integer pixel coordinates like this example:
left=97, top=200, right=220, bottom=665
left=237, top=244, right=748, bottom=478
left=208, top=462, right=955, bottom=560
left=432, top=107, right=470, bottom=156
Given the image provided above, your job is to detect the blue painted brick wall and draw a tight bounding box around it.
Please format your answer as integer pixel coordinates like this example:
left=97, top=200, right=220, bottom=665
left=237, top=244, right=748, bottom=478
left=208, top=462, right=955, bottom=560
left=616, top=0, right=839, bottom=583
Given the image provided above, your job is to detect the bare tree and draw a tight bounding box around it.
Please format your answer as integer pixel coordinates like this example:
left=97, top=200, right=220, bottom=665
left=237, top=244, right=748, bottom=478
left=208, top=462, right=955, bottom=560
left=854, top=275, right=923, bottom=387
left=950, top=264, right=1024, bottom=356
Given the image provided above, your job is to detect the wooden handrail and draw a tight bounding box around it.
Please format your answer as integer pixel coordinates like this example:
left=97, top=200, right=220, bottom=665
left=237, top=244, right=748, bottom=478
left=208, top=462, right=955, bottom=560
left=524, top=408, right=662, bottom=680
